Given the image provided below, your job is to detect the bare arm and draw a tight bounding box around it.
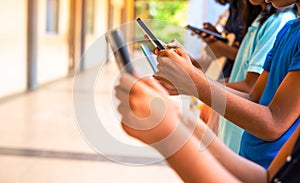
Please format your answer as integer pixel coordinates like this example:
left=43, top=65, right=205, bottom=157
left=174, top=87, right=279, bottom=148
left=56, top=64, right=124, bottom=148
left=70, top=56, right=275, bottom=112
left=156, top=49, right=300, bottom=141
left=186, top=117, right=266, bottom=183
left=116, top=74, right=266, bottom=183
left=226, top=72, right=260, bottom=93
left=206, top=40, right=238, bottom=60
left=191, top=69, right=300, bottom=141
left=162, top=134, right=240, bottom=183
left=199, top=73, right=260, bottom=125
left=205, top=130, right=267, bottom=182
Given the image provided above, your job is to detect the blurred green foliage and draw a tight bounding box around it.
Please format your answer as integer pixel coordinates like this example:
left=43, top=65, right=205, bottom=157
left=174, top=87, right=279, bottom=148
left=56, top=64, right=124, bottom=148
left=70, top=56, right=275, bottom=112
left=135, top=0, right=188, bottom=43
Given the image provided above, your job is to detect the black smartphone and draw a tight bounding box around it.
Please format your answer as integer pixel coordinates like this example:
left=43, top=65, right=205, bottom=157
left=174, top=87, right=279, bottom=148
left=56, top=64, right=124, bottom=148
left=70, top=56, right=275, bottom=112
left=186, top=24, right=228, bottom=43
left=136, top=18, right=165, bottom=50
left=106, top=30, right=134, bottom=74
left=140, top=44, right=158, bottom=73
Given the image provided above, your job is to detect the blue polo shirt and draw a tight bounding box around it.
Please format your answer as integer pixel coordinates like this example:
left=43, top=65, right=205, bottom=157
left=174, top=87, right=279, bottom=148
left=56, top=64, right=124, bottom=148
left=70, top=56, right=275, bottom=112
left=239, top=19, right=300, bottom=169
left=218, top=10, right=296, bottom=153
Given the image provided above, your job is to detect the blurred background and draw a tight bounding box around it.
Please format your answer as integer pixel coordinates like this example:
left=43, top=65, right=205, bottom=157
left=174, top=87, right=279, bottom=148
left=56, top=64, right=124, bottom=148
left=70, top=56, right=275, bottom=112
left=0, top=0, right=227, bottom=182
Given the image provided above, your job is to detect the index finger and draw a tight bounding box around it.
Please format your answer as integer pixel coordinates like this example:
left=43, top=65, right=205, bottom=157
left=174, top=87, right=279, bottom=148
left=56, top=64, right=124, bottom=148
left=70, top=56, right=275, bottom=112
left=157, top=48, right=187, bottom=64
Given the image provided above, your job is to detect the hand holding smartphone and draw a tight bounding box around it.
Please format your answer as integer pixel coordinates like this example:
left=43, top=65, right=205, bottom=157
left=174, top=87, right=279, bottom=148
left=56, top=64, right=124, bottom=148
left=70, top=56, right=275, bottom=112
left=136, top=18, right=165, bottom=50
left=186, top=24, right=228, bottom=43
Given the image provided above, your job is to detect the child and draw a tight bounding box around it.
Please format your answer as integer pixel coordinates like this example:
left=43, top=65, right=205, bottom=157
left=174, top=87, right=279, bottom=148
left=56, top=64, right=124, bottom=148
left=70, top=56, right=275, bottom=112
left=152, top=0, right=299, bottom=170
left=115, top=0, right=300, bottom=178
left=196, top=0, right=297, bottom=153
left=116, top=73, right=299, bottom=182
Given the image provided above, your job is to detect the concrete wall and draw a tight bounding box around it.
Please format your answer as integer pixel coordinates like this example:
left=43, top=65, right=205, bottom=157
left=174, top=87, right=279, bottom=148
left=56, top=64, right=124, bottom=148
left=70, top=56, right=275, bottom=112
left=0, top=0, right=27, bottom=97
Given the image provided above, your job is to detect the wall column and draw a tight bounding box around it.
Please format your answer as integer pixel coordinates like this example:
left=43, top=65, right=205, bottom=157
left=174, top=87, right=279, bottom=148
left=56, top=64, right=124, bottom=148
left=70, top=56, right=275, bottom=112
left=27, top=0, right=38, bottom=90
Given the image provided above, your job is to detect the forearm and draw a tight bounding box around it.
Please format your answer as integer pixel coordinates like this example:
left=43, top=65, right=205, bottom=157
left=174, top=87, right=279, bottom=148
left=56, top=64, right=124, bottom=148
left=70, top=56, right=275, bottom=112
left=190, top=70, right=280, bottom=141
left=192, top=69, right=250, bottom=101
left=226, top=81, right=253, bottom=95
left=207, top=41, right=238, bottom=60
left=226, top=72, right=261, bottom=94
left=208, top=134, right=267, bottom=183
left=191, top=55, right=211, bottom=72
left=188, top=118, right=266, bottom=182
left=159, top=134, right=240, bottom=183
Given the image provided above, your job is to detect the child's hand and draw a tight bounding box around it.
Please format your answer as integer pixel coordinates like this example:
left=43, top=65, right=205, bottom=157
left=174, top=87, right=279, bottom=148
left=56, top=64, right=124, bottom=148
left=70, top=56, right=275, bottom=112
left=115, top=73, right=182, bottom=145
left=154, top=48, right=200, bottom=97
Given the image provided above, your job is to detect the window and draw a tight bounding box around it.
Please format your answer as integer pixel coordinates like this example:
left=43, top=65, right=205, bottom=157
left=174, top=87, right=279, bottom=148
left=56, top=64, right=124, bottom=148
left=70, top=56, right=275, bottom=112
left=46, top=0, right=59, bottom=34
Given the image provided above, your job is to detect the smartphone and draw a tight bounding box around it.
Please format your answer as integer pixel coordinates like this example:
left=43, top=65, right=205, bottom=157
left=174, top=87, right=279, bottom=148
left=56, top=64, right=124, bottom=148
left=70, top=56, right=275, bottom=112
left=106, top=30, right=134, bottom=74
left=136, top=18, right=165, bottom=50
left=186, top=24, right=228, bottom=43
left=140, top=44, right=158, bottom=73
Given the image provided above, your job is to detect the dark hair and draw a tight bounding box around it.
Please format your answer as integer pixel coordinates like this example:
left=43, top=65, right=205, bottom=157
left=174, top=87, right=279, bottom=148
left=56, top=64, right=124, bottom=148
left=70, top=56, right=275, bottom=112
left=241, top=1, right=261, bottom=36
left=230, top=0, right=240, bottom=10
left=241, top=1, right=297, bottom=37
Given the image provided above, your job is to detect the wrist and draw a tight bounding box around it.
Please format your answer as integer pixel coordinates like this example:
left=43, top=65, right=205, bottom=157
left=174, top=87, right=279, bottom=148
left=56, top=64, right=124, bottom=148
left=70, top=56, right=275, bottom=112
left=186, top=67, right=204, bottom=97
left=152, top=116, right=180, bottom=143
left=152, top=120, right=195, bottom=158
left=146, top=100, right=182, bottom=144
left=190, top=55, right=203, bottom=70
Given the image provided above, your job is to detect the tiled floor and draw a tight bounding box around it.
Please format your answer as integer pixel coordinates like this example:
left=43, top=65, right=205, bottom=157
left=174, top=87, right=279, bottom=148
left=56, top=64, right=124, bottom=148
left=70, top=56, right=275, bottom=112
left=0, top=61, right=182, bottom=183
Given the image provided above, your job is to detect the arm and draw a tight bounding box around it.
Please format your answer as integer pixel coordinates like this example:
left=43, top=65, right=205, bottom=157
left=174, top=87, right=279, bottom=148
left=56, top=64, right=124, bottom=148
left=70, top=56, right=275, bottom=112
left=186, top=116, right=266, bottom=183
left=201, top=72, right=260, bottom=124
left=209, top=140, right=266, bottom=182
left=116, top=73, right=265, bottom=183
left=206, top=40, right=238, bottom=60
left=163, top=133, right=241, bottom=183
left=226, top=72, right=260, bottom=93
left=192, top=68, right=300, bottom=141
left=200, top=72, right=260, bottom=125
left=197, top=124, right=267, bottom=183
left=200, top=73, right=260, bottom=126
left=156, top=49, right=300, bottom=141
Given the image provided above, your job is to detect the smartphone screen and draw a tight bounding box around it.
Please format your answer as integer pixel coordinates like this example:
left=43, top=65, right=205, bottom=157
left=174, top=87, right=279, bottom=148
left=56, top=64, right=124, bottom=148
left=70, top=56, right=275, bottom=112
left=186, top=25, right=228, bottom=43
left=106, top=30, right=134, bottom=74
left=140, top=44, right=158, bottom=73
left=136, top=18, right=165, bottom=50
